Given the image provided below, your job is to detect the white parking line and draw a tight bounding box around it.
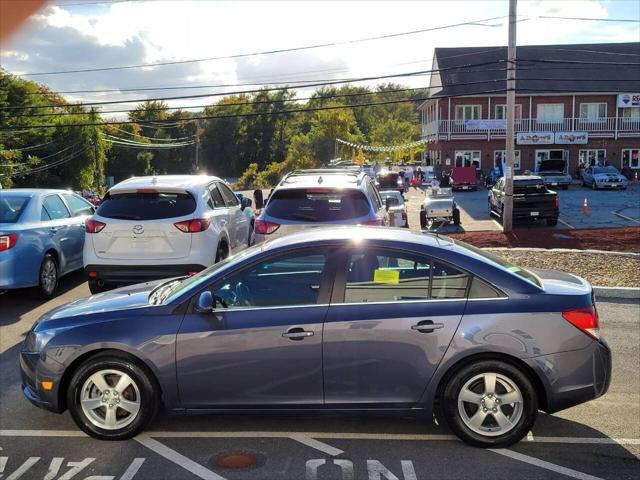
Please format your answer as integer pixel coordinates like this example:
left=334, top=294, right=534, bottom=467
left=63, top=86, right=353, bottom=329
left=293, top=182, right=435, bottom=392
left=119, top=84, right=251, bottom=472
left=134, top=434, right=226, bottom=480
left=613, top=211, right=640, bottom=224
left=490, top=448, right=604, bottom=480
left=290, top=434, right=344, bottom=456
left=558, top=217, right=575, bottom=229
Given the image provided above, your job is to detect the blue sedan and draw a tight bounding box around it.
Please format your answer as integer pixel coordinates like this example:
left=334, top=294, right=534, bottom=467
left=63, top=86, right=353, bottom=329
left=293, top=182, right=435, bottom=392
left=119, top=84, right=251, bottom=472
left=0, top=189, right=95, bottom=297
left=20, top=227, right=610, bottom=447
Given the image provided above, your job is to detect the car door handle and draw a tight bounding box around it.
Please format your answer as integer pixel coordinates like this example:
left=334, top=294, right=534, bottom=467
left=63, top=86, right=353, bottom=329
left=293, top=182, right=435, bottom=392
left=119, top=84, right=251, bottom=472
left=282, top=327, right=314, bottom=340
left=411, top=320, right=444, bottom=333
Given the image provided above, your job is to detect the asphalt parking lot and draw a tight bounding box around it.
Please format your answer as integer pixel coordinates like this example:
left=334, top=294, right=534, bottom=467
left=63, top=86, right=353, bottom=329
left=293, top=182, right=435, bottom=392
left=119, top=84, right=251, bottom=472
left=1, top=273, right=638, bottom=480
left=401, top=183, right=640, bottom=233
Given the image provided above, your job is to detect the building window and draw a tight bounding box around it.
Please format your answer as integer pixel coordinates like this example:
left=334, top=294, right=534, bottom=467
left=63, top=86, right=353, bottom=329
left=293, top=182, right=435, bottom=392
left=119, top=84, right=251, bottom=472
left=495, top=104, right=522, bottom=120
left=455, top=105, right=481, bottom=121
left=579, top=150, right=606, bottom=167
left=455, top=151, right=482, bottom=169
left=494, top=150, right=521, bottom=170
left=425, top=150, right=440, bottom=166
left=622, top=149, right=640, bottom=169
left=537, top=103, right=564, bottom=123
left=622, top=109, right=640, bottom=120
left=579, top=103, right=607, bottom=120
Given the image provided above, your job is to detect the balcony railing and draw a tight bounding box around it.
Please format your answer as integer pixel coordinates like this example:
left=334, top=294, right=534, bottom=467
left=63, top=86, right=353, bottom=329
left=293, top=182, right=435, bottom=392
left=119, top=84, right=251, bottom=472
left=422, top=117, right=640, bottom=137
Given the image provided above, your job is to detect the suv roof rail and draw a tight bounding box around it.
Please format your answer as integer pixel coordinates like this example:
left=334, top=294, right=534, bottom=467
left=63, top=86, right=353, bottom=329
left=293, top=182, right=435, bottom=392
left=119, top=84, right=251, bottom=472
left=279, top=168, right=366, bottom=186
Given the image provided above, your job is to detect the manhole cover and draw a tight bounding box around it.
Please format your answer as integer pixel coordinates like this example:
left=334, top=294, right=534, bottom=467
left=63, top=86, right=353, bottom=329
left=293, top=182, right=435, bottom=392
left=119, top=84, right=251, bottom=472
left=213, top=451, right=266, bottom=470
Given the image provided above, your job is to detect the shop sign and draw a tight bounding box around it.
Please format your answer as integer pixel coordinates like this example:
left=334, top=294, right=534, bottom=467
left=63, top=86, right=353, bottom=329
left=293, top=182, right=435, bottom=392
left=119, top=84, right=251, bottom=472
left=555, top=132, right=588, bottom=144
left=516, top=132, right=554, bottom=145
left=618, top=93, right=640, bottom=108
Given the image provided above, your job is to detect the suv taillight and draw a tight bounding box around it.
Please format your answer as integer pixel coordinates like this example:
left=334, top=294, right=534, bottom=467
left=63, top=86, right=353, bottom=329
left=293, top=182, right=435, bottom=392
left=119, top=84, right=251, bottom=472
left=562, top=307, right=600, bottom=340
left=254, top=219, right=280, bottom=235
left=174, top=218, right=212, bottom=233
left=85, top=219, right=106, bottom=234
left=364, top=217, right=385, bottom=226
left=555, top=194, right=559, bottom=208
left=0, top=234, right=18, bottom=251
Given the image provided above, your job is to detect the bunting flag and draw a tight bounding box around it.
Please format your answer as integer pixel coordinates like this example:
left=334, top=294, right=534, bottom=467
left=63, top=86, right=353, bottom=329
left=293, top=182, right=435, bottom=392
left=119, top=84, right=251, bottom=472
left=336, top=137, right=429, bottom=153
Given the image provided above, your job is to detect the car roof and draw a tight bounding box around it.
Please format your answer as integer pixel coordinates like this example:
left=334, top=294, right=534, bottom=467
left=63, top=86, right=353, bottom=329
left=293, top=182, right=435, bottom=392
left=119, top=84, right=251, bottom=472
left=262, top=226, right=453, bottom=252
left=109, top=175, right=222, bottom=193
left=0, top=188, right=70, bottom=196
left=275, top=169, right=368, bottom=190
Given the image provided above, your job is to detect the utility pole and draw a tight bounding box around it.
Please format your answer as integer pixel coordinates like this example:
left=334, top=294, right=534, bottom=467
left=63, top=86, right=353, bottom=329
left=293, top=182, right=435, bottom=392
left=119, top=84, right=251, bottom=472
left=194, top=133, right=199, bottom=173
left=503, top=0, right=517, bottom=233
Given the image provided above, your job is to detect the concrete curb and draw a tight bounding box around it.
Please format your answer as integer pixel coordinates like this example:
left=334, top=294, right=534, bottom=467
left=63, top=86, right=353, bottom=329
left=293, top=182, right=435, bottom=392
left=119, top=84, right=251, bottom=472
left=593, top=286, right=640, bottom=300
left=485, top=247, right=639, bottom=257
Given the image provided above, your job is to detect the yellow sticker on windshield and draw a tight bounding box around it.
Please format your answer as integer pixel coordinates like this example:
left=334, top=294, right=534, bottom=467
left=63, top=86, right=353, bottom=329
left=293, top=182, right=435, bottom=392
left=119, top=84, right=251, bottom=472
left=373, top=269, right=400, bottom=284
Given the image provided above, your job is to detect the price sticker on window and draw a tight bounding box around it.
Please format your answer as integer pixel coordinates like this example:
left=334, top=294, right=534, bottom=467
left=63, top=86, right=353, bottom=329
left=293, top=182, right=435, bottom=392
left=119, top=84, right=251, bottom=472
left=373, top=269, right=400, bottom=284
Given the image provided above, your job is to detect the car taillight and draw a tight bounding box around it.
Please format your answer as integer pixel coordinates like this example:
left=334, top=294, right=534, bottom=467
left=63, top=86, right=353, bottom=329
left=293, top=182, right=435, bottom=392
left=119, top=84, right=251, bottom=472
left=555, top=195, right=559, bottom=208
left=0, top=234, right=18, bottom=251
left=563, top=307, right=600, bottom=340
left=364, top=217, right=385, bottom=226
left=254, top=219, right=280, bottom=235
left=174, top=218, right=212, bottom=233
left=85, top=218, right=106, bottom=234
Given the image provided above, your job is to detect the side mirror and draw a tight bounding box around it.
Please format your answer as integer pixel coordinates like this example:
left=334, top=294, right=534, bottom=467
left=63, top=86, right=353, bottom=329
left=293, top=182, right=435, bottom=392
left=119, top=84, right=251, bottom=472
left=241, top=196, right=252, bottom=211
left=253, top=189, right=264, bottom=210
left=194, top=291, right=214, bottom=314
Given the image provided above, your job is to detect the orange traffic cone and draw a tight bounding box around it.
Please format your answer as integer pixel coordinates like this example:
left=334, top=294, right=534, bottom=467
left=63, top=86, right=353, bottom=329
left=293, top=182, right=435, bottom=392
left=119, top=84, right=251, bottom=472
left=583, top=198, right=589, bottom=215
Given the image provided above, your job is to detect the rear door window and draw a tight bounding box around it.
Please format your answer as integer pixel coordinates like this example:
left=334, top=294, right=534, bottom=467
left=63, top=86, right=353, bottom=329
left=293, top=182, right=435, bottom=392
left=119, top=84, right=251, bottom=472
left=62, top=193, right=93, bottom=217
left=42, top=195, right=70, bottom=220
left=265, top=188, right=370, bottom=222
left=431, top=261, right=470, bottom=299
left=0, top=195, right=30, bottom=223
left=217, top=182, right=240, bottom=207
left=97, top=192, right=196, bottom=220
left=208, top=185, right=225, bottom=208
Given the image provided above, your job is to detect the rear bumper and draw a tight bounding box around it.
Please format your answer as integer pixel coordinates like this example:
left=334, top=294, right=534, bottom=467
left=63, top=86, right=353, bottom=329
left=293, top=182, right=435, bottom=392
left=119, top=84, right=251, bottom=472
left=526, top=339, right=612, bottom=414
left=513, top=208, right=558, bottom=220
left=0, top=250, right=39, bottom=290
left=85, top=263, right=206, bottom=285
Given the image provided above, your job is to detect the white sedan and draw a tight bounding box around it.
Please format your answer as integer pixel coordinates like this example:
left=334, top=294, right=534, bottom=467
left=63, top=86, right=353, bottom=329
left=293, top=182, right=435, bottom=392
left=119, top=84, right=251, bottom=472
left=379, top=190, right=408, bottom=228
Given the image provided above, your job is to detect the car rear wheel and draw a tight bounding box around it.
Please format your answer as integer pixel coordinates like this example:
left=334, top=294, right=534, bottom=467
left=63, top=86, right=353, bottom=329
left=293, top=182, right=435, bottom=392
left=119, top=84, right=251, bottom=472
left=441, top=360, right=537, bottom=448
left=546, top=217, right=558, bottom=226
left=419, top=210, right=427, bottom=229
left=67, top=354, right=158, bottom=440
left=453, top=208, right=461, bottom=226
left=215, top=243, right=228, bottom=263
left=36, top=254, right=58, bottom=299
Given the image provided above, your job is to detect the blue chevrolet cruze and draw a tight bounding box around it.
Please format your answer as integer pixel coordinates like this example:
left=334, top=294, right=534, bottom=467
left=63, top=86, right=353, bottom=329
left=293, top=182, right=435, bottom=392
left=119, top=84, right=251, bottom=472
left=0, top=189, right=95, bottom=297
left=20, top=227, right=610, bottom=447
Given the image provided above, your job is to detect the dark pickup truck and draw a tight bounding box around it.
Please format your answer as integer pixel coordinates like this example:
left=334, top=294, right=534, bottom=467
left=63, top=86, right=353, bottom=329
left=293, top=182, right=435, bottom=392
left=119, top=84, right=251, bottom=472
left=488, top=175, right=559, bottom=226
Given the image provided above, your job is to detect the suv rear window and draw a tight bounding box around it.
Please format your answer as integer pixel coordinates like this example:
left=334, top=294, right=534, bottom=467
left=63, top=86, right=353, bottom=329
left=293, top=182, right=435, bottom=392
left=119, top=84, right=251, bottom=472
left=265, top=188, right=370, bottom=222
left=514, top=179, right=547, bottom=194
left=97, top=192, right=196, bottom=220
left=0, top=195, right=30, bottom=223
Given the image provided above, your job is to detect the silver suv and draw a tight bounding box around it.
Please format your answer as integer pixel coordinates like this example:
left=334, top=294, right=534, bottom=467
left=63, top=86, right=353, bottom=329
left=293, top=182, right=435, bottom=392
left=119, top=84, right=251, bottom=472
left=253, top=169, right=389, bottom=243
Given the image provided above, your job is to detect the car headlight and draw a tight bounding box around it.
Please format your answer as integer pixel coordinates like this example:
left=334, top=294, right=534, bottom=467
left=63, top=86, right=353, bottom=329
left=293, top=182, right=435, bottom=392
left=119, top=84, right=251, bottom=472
left=27, top=330, right=56, bottom=352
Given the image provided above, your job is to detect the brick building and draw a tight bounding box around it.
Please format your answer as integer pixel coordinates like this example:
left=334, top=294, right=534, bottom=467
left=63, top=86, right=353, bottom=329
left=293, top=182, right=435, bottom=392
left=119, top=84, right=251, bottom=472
left=419, top=42, right=640, bottom=177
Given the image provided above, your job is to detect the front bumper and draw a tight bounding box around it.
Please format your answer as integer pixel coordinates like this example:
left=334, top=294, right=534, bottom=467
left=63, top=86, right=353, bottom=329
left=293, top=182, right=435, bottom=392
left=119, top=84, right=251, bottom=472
left=526, top=339, right=612, bottom=414
left=20, top=350, right=64, bottom=413
left=85, top=263, right=206, bottom=285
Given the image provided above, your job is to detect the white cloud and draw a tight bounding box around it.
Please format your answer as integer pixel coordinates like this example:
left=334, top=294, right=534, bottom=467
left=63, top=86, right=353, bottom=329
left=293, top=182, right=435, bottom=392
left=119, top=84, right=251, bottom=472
left=0, top=0, right=637, bottom=114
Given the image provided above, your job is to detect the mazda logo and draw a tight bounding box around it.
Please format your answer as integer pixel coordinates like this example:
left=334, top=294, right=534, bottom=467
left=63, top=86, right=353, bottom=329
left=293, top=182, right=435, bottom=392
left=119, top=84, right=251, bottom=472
left=132, top=225, right=144, bottom=235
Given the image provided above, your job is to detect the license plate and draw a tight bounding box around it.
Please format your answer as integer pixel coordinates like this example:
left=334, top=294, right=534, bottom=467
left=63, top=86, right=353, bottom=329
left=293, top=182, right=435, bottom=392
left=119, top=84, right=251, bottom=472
left=530, top=211, right=539, bottom=217
left=550, top=183, right=557, bottom=186
left=462, top=186, right=468, bottom=190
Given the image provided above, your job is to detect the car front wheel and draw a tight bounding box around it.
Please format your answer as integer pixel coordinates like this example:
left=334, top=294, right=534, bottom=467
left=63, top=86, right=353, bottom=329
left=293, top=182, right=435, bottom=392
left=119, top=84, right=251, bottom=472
left=67, top=353, right=159, bottom=440
left=441, top=360, right=537, bottom=448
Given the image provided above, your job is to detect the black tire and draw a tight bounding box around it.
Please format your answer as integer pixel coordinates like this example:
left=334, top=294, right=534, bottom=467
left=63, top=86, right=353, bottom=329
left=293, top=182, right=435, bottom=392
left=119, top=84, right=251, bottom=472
left=546, top=217, right=558, bottom=227
left=35, top=253, right=58, bottom=299
left=419, top=210, right=427, bottom=229
left=67, top=353, right=159, bottom=440
left=581, top=179, right=586, bottom=187
left=562, top=185, right=569, bottom=190
left=453, top=208, right=461, bottom=226
left=440, top=360, right=538, bottom=448
left=215, top=242, right=228, bottom=263
left=88, top=279, right=112, bottom=295
left=591, top=180, right=597, bottom=190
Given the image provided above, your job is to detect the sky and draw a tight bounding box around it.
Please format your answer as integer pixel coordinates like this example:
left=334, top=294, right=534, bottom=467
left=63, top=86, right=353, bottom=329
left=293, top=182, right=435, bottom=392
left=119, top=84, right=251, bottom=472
left=0, top=0, right=638, bottom=116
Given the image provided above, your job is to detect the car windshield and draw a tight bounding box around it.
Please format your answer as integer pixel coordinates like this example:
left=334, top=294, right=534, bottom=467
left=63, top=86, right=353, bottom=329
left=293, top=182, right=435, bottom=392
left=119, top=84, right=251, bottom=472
left=454, top=239, right=542, bottom=288
left=593, top=167, right=619, bottom=174
left=97, top=191, right=196, bottom=220
left=0, top=194, right=30, bottom=223
left=151, top=246, right=262, bottom=305
left=265, top=188, right=370, bottom=221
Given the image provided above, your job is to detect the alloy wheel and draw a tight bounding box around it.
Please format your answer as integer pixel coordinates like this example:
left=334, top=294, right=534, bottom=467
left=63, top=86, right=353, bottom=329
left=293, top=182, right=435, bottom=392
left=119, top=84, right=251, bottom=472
left=457, top=372, right=523, bottom=437
left=40, top=258, right=57, bottom=295
left=80, top=369, right=141, bottom=430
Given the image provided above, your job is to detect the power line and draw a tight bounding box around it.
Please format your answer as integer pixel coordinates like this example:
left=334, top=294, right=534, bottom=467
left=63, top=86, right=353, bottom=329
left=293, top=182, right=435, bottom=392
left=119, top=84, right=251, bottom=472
left=0, top=146, right=91, bottom=177
left=0, top=62, right=504, bottom=111
left=537, top=15, right=640, bottom=23
left=17, top=16, right=507, bottom=76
